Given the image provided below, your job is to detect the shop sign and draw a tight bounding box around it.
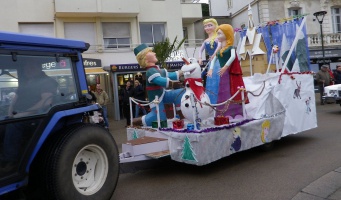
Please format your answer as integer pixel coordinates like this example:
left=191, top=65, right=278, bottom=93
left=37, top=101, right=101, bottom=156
left=111, top=60, right=209, bottom=72
left=41, top=58, right=102, bottom=70
left=310, top=57, right=341, bottom=64
left=83, top=58, right=102, bottom=68
left=42, top=59, right=68, bottom=70
left=310, top=49, right=341, bottom=58
left=316, top=59, right=332, bottom=64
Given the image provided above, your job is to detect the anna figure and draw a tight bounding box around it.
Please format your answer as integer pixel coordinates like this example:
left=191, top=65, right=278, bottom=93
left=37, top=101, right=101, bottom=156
left=198, top=18, right=221, bottom=104
left=208, top=24, right=248, bottom=118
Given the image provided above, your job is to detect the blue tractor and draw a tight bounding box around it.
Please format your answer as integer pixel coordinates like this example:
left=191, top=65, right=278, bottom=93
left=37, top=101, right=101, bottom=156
left=0, top=32, right=119, bottom=199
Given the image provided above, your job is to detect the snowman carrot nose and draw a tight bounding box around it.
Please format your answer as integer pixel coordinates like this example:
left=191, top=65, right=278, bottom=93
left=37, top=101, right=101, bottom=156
left=182, top=57, right=190, bottom=65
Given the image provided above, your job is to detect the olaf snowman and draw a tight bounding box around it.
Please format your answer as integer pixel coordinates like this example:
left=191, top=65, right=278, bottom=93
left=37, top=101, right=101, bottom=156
left=180, top=58, right=213, bottom=124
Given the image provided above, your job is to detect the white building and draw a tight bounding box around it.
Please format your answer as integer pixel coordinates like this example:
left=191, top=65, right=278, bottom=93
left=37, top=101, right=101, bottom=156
left=209, top=0, right=341, bottom=70
left=0, top=0, right=203, bottom=120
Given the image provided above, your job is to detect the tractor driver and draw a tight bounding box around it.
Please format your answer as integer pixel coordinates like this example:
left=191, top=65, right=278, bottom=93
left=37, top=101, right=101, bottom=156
left=1, top=64, right=58, bottom=173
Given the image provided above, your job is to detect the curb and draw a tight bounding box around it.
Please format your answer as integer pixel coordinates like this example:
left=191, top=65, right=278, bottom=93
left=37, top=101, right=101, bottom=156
left=292, top=167, right=341, bottom=200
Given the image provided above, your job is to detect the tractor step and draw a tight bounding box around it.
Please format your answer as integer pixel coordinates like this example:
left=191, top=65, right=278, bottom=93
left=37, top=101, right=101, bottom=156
left=120, top=136, right=169, bottom=163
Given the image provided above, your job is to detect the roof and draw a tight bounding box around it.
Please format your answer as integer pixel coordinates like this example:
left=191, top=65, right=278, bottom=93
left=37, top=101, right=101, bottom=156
left=0, top=31, right=89, bottom=52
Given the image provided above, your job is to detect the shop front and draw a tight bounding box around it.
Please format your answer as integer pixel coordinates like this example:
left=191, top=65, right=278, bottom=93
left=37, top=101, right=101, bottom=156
left=83, top=58, right=114, bottom=117
left=110, top=61, right=208, bottom=120
left=309, top=49, right=341, bottom=72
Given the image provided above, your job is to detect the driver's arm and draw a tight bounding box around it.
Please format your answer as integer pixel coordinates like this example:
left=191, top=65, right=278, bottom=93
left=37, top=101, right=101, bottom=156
left=13, top=92, right=53, bottom=118
left=26, top=92, right=53, bottom=112
left=7, top=95, right=17, bottom=117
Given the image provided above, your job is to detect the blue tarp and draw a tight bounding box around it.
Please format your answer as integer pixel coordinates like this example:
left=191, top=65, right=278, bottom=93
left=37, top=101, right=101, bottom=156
left=238, top=17, right=310, bottom=71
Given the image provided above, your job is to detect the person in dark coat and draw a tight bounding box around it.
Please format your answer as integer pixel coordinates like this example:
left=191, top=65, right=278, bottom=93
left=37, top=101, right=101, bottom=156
left=316, top=65, right=332, bottom=105
left=133, top=80, right=147, bottom=118
left=333, top=65, right=341, bottom=84
left=120, top=81, right=134, bottom=126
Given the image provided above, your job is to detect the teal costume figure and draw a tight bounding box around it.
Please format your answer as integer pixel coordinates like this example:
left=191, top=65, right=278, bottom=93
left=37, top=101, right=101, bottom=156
left=133, top=44, right=184, bottom=126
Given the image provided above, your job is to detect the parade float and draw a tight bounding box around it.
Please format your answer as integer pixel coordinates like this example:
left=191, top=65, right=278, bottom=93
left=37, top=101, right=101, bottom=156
left=119, top=11, right=317, bottom=166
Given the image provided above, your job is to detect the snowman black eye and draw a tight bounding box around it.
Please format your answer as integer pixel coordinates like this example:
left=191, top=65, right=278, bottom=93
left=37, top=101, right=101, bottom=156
left=185, top=103, right=189, bottom=107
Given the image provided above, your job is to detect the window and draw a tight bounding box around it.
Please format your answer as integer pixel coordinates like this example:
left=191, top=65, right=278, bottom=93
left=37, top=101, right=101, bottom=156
left=0, top=54, right=78, bottom=119
left=140, top=23, right=166, bottom=46
left=102, top=22, right=131, bottom=49
left=19, top=23, right=54, bottom=37
left=288, top=8, right=301, bottom=16
left=332, top=7, right=341, bottom=33
left=227, top=0, right=232, bottom=10
left=0, top=54, right=78, bottom=176
left=64, top=23, right=96, bottom=50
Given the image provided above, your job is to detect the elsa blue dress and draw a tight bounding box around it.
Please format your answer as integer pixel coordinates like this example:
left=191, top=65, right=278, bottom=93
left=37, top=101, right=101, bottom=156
left=201, top=41, right=220, bottom=104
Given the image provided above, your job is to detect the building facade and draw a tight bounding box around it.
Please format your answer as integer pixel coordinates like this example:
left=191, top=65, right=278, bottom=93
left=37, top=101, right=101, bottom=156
left=0, top=0, right=203, bottom=120
left=210, top=0, right=341, bottom=72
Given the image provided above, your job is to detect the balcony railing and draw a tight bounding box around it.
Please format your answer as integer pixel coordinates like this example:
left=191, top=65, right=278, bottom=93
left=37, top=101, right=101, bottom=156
left=308, top=33, right=341, bottom=47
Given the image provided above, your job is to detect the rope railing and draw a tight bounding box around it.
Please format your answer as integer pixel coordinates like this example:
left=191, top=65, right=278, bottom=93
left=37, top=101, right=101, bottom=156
left=128, top=82, right=266, bottom=129
left=193, top=82, right=266, bottom=121
left=129, top=96, right=162, bottom=127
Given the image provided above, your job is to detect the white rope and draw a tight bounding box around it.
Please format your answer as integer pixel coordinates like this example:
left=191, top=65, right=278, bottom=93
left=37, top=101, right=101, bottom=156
left=193, top=89, right=242, bottom=107
left=248, top=81, right=266, bottom=94
left=129, top=96, right=161, bottom=127
left=130, top=97, right=155, bottom=107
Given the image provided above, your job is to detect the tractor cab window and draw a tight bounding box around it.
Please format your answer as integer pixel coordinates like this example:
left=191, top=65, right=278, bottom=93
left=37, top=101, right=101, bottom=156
left=0, top=53, right=78, bottom=178
left=0, top=54, right=78, bottom=120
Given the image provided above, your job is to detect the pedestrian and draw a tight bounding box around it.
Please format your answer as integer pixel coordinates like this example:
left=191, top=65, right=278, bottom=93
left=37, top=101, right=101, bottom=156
left=333, top=65, right=341, bottom=84
left=121, top=81, right=134, bottom=127
left=88, top=85, right=97, bottom=104
left=315, top=65, right=332, bottom=105
left=327, top=65, right=335, bottom=85
left=93, top=83, right=109, bottom=128
left=133, top=80, right=147, bottom=118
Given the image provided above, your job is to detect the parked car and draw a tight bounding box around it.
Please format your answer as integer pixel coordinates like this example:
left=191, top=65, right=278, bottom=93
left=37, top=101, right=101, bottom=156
left=322, top=84, right=341, bottom=104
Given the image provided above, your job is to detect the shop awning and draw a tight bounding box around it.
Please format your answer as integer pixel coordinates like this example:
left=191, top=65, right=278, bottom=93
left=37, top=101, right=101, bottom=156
left=85, top=67, right=108, bottom=74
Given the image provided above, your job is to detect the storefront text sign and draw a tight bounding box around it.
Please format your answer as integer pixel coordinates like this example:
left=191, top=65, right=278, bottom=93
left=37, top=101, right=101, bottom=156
left=111, top=60, right=208, bottom=72
left=42, top=60, right=67, bottom=70
left=41, top=58, right=102, bottom=70
left=310, top=49, right=341, bottom=59
left=83, top=58, right=102, bottom=68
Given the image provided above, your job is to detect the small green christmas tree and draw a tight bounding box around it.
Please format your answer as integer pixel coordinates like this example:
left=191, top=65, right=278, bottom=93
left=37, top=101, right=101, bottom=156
left=181, top=135, right=197, bottom=162
left=132, top=130, right=139, bottom=140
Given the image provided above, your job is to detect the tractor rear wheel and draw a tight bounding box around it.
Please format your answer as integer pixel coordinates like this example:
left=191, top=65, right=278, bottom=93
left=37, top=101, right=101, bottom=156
left=28, top=124, right=119, bottom=200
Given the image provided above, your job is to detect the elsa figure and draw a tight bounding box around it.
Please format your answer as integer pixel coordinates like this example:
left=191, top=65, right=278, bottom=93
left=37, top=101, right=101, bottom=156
left=198, top=18, right=221, bottom=104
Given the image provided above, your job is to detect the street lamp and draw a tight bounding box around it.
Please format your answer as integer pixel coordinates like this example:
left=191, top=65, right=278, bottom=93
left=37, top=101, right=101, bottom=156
left=313, top=11, right=327, bottom=64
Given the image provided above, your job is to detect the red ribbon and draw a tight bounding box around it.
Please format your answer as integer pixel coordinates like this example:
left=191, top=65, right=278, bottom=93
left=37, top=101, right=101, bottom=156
left=278, top=71, right=314, bottom=84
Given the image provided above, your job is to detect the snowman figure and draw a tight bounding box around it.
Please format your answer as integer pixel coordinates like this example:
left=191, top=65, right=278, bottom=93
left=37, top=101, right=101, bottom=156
left=180, top=58, right=213, bottom=124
